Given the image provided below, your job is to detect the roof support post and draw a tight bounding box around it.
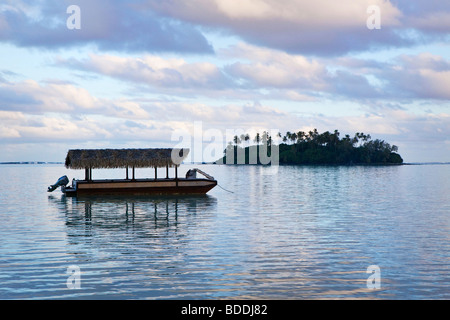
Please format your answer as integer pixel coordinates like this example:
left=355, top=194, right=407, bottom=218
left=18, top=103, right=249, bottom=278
left=132, top=166, right=135, bottom=180
left=166, top=165, right=169, bottom=179
left=126, top=166, right=129, bottom=180
left=154, top=167, right=157, bottom=180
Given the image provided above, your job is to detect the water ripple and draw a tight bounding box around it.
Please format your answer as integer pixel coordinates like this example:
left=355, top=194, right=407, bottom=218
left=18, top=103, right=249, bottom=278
left=0, top=164, right=449, bottom=299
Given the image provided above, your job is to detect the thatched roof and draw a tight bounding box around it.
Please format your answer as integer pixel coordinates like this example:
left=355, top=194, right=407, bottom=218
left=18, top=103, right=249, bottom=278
left=65, top=148, right=189, bottom=169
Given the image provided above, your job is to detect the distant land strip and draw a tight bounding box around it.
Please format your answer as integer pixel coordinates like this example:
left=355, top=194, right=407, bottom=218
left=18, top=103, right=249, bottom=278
left=0, top=162, right=63, bottom=165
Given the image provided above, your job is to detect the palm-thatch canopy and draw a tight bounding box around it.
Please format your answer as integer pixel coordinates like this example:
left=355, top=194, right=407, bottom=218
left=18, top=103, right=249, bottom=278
left=65, top=148, right=189, bottom=169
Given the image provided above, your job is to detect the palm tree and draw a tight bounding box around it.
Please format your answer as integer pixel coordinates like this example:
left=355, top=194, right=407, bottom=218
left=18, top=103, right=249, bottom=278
left=233, top=135, right=241, bottom=146
left=352, top=132, right=360, bottom=147
left=267, top=133, right=273, bottom=147
left=244, top=133, right=250, bottom=146
left=319, top=131, right=331, bottom=147
left=254, top=132, right=261, bottom=145
left=290, top=132, right=297, bottom=144
left=331, top=130, right=340, bottom=152
left=333, top=129, right=340, bottom=138
left=240, top=134, right=246, bottom=145
left=296, top=131, right=305, bottom=144
left=286, top=131, right=292, bottom=144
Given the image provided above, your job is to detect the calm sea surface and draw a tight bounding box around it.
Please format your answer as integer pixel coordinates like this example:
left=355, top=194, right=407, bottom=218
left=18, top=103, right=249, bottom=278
left=0, top=163, right=449, bottom=300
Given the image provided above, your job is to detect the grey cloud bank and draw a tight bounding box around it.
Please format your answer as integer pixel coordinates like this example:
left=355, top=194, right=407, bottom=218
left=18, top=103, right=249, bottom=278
left=1, top=0, right=449, bottom=55
left=0, top=0, right=213, bottom=53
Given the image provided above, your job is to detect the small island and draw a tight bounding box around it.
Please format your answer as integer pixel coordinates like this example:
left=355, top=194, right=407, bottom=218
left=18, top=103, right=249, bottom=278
left=216, top=129, right=403, bottom=165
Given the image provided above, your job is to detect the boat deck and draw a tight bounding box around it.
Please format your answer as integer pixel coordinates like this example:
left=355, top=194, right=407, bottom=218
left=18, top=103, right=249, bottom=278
left=63, top=178, right=217, bottom=196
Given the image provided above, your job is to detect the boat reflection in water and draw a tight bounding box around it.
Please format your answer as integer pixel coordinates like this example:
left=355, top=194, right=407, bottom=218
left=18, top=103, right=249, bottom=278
left=47, top=194, right=219, bottom=299
left=49, top=194, right=217, bottom=234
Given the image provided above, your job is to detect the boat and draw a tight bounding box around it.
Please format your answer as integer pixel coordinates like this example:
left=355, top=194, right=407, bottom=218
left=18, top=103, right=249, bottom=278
left=47, top=148, right=217, bottom=196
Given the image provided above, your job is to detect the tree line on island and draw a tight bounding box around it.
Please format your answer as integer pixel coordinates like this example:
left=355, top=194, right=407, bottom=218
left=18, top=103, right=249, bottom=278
left=216, top=129, right=403, bottom=165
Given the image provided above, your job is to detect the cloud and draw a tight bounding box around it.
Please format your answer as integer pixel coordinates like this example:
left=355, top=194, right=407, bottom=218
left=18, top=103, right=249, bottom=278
left=394, top=0, right=450, bottom=35
left=147, top=0, right=450, bottom=56
left=223, top=43, right=329, bottom=90
left=0, top=79, right=152, bottom=119
left=223, top=43, right=384, bottom=100
left=320, top=52, right=450, bottom=101
left=64, top=53, right=232, bottom=90
left=60, top=44, right=379, bottom=101
left=2, top=0, right=448, bottom=57
left=0, top=79, right=97, bottom=113
left=0, top=76, right=299, bottom=145
left=57, top=45, right=450, bottom=103
left=0, top=0, right=213, bottom=53
left=0, top=111, right=23, bottom=138
left=149, top=0, right=402, bottom=29
left=60, top=48, right=329, bottom=101
left=409, top=12, right=450, bottom=34
left=4, top=77, right=447, bottom=146
left=2, top=79, right=449, bottom=162
left=383, top=53, right=450, bottom=100
left=148, top=101, right=294, bottom=129
left=147, top=0, right=409, bottom=55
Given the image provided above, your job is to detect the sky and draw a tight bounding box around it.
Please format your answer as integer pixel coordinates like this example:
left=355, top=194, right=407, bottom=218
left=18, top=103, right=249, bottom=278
left=0, top=0, right=449, bottom=163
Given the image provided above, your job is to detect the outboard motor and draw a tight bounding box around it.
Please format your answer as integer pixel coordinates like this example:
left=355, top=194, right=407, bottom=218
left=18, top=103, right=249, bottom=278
left=48, top=175, right=69, bottom=192
left=185, top=169, right=197, bottom=179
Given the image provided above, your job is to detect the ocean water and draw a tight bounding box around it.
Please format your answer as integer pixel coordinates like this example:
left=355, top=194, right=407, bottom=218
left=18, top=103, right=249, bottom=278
left=0, top=163, right=449, bottom=300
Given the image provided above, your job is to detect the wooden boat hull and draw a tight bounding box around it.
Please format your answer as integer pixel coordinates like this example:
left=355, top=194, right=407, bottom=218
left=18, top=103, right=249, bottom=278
left=62, top=178, right=217, bottom=196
